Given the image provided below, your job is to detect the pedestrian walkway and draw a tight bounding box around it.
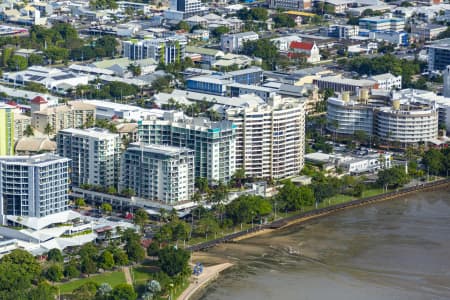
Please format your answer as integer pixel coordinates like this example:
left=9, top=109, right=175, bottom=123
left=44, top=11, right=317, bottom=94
left=123, top=266, right=133, bottom=285
left=178, top=263, right=233, bottom=300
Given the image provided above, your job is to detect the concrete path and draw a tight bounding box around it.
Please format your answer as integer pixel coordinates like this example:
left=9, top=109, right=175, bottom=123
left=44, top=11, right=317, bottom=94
left=178, top=263, right=233, bottom=300
left=123, top=266, right=133, bottom=285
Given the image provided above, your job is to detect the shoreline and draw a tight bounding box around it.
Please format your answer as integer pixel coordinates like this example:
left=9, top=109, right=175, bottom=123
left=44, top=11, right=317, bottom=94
left=188, top=179, right=450, bottom=252
left=182, top=180, right=450, bottom=299
left=177, top=262, right=233, bottom=300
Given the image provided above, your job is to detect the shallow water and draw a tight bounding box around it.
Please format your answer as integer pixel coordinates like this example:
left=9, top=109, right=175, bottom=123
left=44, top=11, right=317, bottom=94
left=197, top=188, right=450, bottom=300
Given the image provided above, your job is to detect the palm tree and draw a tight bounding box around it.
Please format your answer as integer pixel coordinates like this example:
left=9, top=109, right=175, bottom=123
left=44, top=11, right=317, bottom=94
left=159, top=208, right=168, bottom=225
left=23, top=125, right=34, bottom=137
left=44, top=123, right=53, bottom=136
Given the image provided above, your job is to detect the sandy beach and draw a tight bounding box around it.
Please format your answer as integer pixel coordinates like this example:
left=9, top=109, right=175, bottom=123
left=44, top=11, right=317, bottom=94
left=178, top=262, right=233, bottom=300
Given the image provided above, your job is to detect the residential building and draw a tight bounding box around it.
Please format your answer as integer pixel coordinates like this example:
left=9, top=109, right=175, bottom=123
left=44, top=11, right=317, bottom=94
left=168, top=0, right=205, bottom=18
left=80, top=100, right=164, bottom=121
left=411, top=24, right=447, bottom=41
left=327, top=91, right=375, bottom=136
left=271, top=36, right=303, bottom=52
left=427, top=38, right=450, bottom=71
left=13, top=112, right=31, bottom=142
left=375, top=101, right=439, bottom=145
left=0, top=104, right=14, bottom=156
left=0, top=154, right=70, bottom=223
left=220, top=32, right=259, bottom=53
left=443, top=65, right=450, bottom=97
left=326, top=91, right=439, bottom=145
left=313, top=75, right=377, bottom=93
left=227, top=83, right=277, bottom=101
left=57, top=128, right=121, bottom=189
left=268, top=0, right=312, bottom=10
left=328, top=24, right=360, bottom=39
left=186, top=75, right=232, bottom=96
left=227, top=67, right=264, bottom=85
left=288, top=41, right=321, bottom=63
left=31, top=98, right=95, bottom=134
left=122, top=36, right=187, bottom=64
left=414, top=0, right=443, bottom=5
left=368, top=30, right=409, bottom=47
left=370, top=73, right=402, bottom=90
left=3, top=66, right=89, bottom=93
left=139, top=111, right=236, bottom=182
left=226, top=96, right=305, bottom=179
left=359, top=15, right=405, bottom=32
left=119, top=143, right=195, bottom=204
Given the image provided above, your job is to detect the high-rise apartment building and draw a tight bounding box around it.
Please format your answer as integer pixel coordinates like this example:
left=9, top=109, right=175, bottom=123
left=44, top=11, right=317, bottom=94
left=139, top=112, right=236, bottom=183
left=119, top=143, right=195, bottom=204
left=0, top=104, right=14, bottom=156
left=443, top=65, right=450, bottom=97
left=56, top=128, right=121, bottom=189
left=226, top=97, right=305, bottom=179
left=122, top=36, right=187, bottom=64
left=0, top=154, right=70, bottom=223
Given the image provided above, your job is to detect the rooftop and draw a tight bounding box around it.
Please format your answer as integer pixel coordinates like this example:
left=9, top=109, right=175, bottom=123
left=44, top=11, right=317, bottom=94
left=59, top=127, right=118, bottom=139
left=0, top=153, right=69, bottom=167
left=128, top=142, right=194, bottom=156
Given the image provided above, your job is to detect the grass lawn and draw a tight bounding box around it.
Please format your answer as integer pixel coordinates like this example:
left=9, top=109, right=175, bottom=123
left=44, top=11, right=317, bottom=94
left=58, top=271, right=126, bottom=294
left=362, top=188, right=385, bottom=198
left=132, top=266, right=157, bottom=284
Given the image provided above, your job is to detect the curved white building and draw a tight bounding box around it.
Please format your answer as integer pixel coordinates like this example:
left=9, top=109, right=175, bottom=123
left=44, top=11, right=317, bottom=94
left=375, top=103, right=438, bottom=144
left=326, top=97, right=374, bottom=135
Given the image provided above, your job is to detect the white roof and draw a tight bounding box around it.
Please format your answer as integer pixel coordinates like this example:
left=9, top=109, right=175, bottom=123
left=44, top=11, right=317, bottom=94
left=6, top=210, right=82, bottom=230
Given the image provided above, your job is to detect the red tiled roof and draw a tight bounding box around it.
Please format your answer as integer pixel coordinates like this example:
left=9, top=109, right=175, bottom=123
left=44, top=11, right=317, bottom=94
left=6, top=100, right=17, bottom=106
left=31, top=96, right=48, bottom=104
left=290, top=41, right=314, bottom=50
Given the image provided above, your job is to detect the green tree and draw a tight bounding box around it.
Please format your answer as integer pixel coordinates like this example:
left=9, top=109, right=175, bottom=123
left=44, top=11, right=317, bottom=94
left=125, top=240, right=145, bottom=263
left=28, top=282, right=57, bottom=300
left=110, top=284, right=137, bottom=300
left=133, top=208, right=149, bottom=232
left=176, top=20, right=190, bottom=31
left=1, top=47, right=13, bottom=67
left=158, top=247, right=190, bottom=277
left=7, top=55, right=28, bottom=71
left=72, top=281, right=98, bottom=300
left=273, top=13, right=296, bottom=28
left=376, top=166, right=410, bottom=190
left=241, top=38, right=280, bottom=70
left=75, top=197, right=86, bottom=207
left=101, top=202, right=113, bottom=214
left=28, top=53, right=44, bottom=66
left=64, top=261, right=80, bottom=279
left=47, top=248, right=63, bottom=263
left=195, top=216, right=220, bottom=238
left=422, top=149, right=445, bottom=175
left=44, top=123, right=53, bottom=136
left=212, top=26, right=229, bottom=38
left=81, top=257, right=97, bottom=275
left=98, top=250, right=115, bottom=270
left=112, top=248, right=129, bottom=266
left=45, top=264, right=64, bottom=282
left=127, top=64, right=142, bottom=77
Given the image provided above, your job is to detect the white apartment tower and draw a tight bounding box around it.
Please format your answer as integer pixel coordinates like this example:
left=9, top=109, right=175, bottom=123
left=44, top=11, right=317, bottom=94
left=226, top=96, right=305, bottom=179
left=119, top=143, right=195, bottom=204
left=0, top=154, right=70, bottom=223
left=56, top=128, right=121, bottom=189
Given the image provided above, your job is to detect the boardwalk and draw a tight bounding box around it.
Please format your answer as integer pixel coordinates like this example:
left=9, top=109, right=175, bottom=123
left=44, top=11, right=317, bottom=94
left=178, top=263, right=233, bottom=300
